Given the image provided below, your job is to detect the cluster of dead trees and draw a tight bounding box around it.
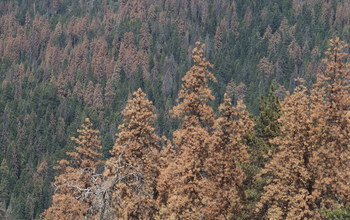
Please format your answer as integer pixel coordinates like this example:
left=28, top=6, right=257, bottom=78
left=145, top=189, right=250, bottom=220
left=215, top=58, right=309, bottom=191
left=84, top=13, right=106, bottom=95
left=42, top=39, right=349, bottom=219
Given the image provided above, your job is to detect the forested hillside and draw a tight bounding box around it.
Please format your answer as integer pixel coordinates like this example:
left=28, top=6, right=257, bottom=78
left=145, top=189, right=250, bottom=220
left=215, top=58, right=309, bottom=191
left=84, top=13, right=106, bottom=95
left=0, top=0, right=349, bottom=219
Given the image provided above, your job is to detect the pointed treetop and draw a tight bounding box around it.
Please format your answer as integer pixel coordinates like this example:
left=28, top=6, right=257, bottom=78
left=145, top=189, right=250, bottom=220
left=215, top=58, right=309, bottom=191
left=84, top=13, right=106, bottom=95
left=109, top=87, right=159, bottom=159
left=103, top=88, right=160, bottom=219
left=67, top=118, right=102, bottom=169
left=172, top=42, right=217, bottom=128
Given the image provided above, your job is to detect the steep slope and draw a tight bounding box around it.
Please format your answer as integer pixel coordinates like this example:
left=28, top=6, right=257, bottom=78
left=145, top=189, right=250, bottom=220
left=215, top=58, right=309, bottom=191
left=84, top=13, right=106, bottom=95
left=0, top=0, right=350, bottom=218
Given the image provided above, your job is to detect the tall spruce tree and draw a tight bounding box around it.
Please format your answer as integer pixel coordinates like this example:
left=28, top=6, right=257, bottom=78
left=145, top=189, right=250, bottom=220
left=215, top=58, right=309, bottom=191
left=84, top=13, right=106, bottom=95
left=157, top=42, right=217, bottom=219
left=256, top=82, right=314, bottom=219
left=204, top=94, right=254, bottom=219
left=103, top=88, right=160, bottom=219
left=255, top=81, right=282, bottom=152
left=309, top=37, right=350, bottom=214
left=42, top=118, right=102, bottom=220
left=246, top=81, right=283, bottom=219
left=256, top=38, right=350, bottom=219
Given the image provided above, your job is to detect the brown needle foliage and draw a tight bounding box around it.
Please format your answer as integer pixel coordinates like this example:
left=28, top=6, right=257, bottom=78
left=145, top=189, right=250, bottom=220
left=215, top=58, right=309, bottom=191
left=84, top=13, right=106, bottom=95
left=157, top=42, right=217, bottom=219
left=310, top=37, right=350, bottom=210
left=204, top=94, right=254, bottom=219
left=171, top=41, right=217, bottom=128
left=256, top=37, right=350, bottom=219
left=104, top=88, right=160, bottom=219
left=42, top=118, right=102, bottom=220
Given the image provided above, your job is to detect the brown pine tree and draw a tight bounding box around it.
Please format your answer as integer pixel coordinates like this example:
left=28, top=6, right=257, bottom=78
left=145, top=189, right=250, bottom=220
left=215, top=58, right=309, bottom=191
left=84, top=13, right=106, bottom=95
left=258, top=57, right=274, bottom=78
left=204, top=94, right=254, bottom=219
left=137, top=23, right=151, bottom=81
left=157, top=42, right=217, bottom=219
left=139, top=22, right=151, bottom=50
left=103, top=88, right=160, bottom=219
left=256, top=38, right=350, bottom=219
left=42, top=118, right=102, bottom=220
left=255, top=81, right=316, bottom=219
left=117, top=32, right=138, bottom=77
left=91, top=37, right=108, bottom=81
left=309, top=37, right=350, bottom=211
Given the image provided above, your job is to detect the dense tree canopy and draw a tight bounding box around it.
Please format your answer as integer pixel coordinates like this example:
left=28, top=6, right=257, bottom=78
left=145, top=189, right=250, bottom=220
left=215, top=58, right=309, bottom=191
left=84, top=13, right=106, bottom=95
left=157, top=42, right=217, bottom=219
left=256, top=38, right=350, bottom=219
left=0, top=0, right=350, bottom=219
left=39, top=38, right=350, bottom=220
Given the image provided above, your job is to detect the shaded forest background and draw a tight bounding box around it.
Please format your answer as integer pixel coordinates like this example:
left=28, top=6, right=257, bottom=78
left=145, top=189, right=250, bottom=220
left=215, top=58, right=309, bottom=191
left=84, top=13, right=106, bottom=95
left=0, top=0, right=350, bottom=219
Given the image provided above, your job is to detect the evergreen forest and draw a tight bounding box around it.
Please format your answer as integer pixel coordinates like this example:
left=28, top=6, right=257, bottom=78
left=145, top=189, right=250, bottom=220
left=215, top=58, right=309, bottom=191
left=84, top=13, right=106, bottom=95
left=0, top=0, right=349, bottom=219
